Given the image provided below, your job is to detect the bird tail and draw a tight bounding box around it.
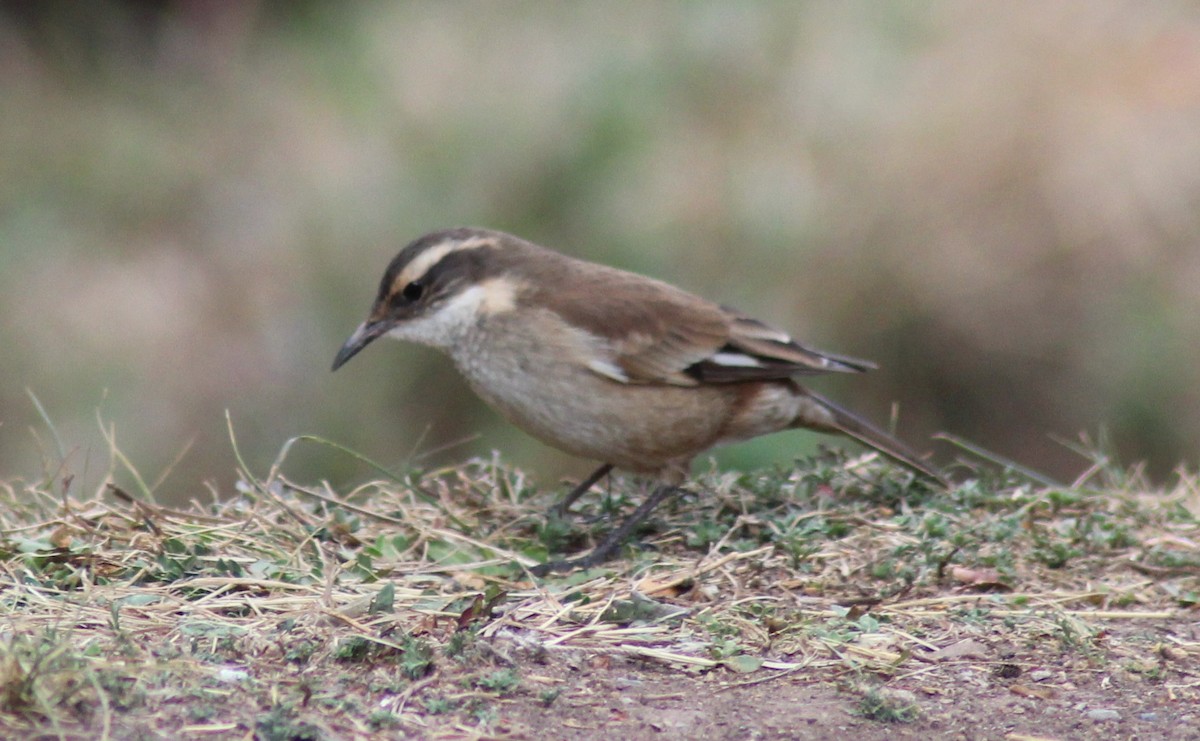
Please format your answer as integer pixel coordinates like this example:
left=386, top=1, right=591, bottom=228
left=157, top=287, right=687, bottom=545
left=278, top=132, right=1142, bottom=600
left=800, top=390, right=947, bottom=485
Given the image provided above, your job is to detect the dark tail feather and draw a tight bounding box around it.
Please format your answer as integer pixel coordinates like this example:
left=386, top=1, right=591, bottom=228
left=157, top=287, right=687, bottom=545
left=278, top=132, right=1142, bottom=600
left=804, top=391, right=947, bottom=485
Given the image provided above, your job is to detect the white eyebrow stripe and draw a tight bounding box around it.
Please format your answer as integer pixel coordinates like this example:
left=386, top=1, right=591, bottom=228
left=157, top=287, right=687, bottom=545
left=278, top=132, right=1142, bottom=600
left=398, top=237, right=492, bottom=286
left=710, top=352, right=764, bottom=367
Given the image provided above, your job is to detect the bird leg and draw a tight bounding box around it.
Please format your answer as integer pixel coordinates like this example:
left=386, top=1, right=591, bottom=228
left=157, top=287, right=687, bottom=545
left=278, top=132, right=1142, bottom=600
left=531, top=484, right=680, bottom=575
left=549, top=462, right=614, bottom=519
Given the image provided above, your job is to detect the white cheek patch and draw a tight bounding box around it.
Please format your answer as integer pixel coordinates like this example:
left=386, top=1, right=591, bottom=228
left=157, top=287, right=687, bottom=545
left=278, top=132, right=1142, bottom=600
left=386, top=314, right=449, bottom=347
left=710, top=352, right=764, bottom=368
left=386, top=279, right=517, bottom=349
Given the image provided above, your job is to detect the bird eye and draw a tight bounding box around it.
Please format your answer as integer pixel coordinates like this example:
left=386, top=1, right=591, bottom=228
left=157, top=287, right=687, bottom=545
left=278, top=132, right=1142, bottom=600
left=401, top=280, right=424, bottom=303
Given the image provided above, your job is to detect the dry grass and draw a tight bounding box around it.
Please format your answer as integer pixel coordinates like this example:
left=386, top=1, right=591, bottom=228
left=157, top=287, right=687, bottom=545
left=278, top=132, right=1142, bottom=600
left=1, top=432, right=1198, bottom=738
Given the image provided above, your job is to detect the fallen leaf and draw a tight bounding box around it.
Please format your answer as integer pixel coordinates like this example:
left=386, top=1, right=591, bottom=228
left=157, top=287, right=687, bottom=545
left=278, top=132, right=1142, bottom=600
left=928, top=638, right=989, bottom=661
left=1010, top=683, right=1056, bottom=700
left=951, top=566, right=1012, bottom=591
left=49, top=525, right=73, bottom=549
left=562, top=720, right=593, bottom=729
left=452, top=571, right=487, bottom=590
left=635, top=576, right=692, bottom=598
left=411, top=614, right=439, bottom=636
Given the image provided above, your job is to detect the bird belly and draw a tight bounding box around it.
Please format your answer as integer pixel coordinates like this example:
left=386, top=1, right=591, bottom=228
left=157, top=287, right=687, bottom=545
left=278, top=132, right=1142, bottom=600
left=452, top=343, right=738, bottom=474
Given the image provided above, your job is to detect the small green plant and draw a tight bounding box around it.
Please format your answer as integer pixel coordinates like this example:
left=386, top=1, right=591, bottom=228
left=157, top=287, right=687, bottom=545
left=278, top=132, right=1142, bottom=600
left=255, top=704, right=321, bottom=741
left=537, top=514, right=577, bottom=554
left=684, top=518, right=726, bottom=549
left=696, top=612, right=740, bottom=639
left=367, top=709, right=401, bottom=731
left=856, top=687, right=920, bottom=723
left=444, top=627, right=480, bottom=660
left=1122, top=659, right=1164, bottom=681
left=708, top=635, right=745, bottom=660
left=952, top=605, right=993, bottom=624
left=1033, top=539, right=1080, bottom=569
left=422, top=695, right=455, bottom=714
left=285, top=640, right=319, bottom=664
left=400, top=636, right=434, bottom=680
left=332, top=636, right=372, bottom=662
left=475, top=668, right=520, bottom=695
left=315, top=692, right=361, bottom=715
left=369, top=582, right=395, bottom=613
left=469, top=699, right=498, bottom=726
left=1052, top=615, right=1097, bottom=652
left=185, top=702, right=220, bottom=723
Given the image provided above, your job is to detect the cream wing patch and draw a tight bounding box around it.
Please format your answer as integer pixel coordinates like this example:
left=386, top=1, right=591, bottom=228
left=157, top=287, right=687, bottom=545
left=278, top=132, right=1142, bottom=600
left=709, top=352, right=765, bottom=368
left=586, top=358, right=631, bottom=383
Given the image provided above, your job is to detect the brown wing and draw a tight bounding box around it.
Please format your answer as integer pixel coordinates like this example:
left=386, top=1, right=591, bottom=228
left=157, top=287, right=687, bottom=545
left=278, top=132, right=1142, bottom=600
left=525, top=252, right=874, bottom=386
left=685, top=309, right=877, bottom=383
left=537, top=265, right=730, bottom=385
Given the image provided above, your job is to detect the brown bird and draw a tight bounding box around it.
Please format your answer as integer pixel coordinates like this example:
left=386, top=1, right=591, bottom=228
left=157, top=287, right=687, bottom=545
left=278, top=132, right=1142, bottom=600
left=333, top=228, right=943, bottom=573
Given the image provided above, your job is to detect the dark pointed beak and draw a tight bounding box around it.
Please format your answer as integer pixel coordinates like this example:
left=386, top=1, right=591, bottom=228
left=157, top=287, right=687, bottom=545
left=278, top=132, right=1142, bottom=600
left=331, top=320, right=388, bottom=371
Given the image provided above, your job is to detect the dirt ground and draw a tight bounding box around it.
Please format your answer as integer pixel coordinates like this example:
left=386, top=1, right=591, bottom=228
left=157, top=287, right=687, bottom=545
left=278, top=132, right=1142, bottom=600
left=75, top=617, right=1199, bottom=741
left=499, top=650, right=1197, bottom=740
left=387, top=619, right=1200, bottom=741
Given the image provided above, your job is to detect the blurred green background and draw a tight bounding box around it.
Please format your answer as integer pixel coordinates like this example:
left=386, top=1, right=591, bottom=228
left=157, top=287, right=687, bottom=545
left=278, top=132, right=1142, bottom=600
left=3, top=1, right=1198, bottom=501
